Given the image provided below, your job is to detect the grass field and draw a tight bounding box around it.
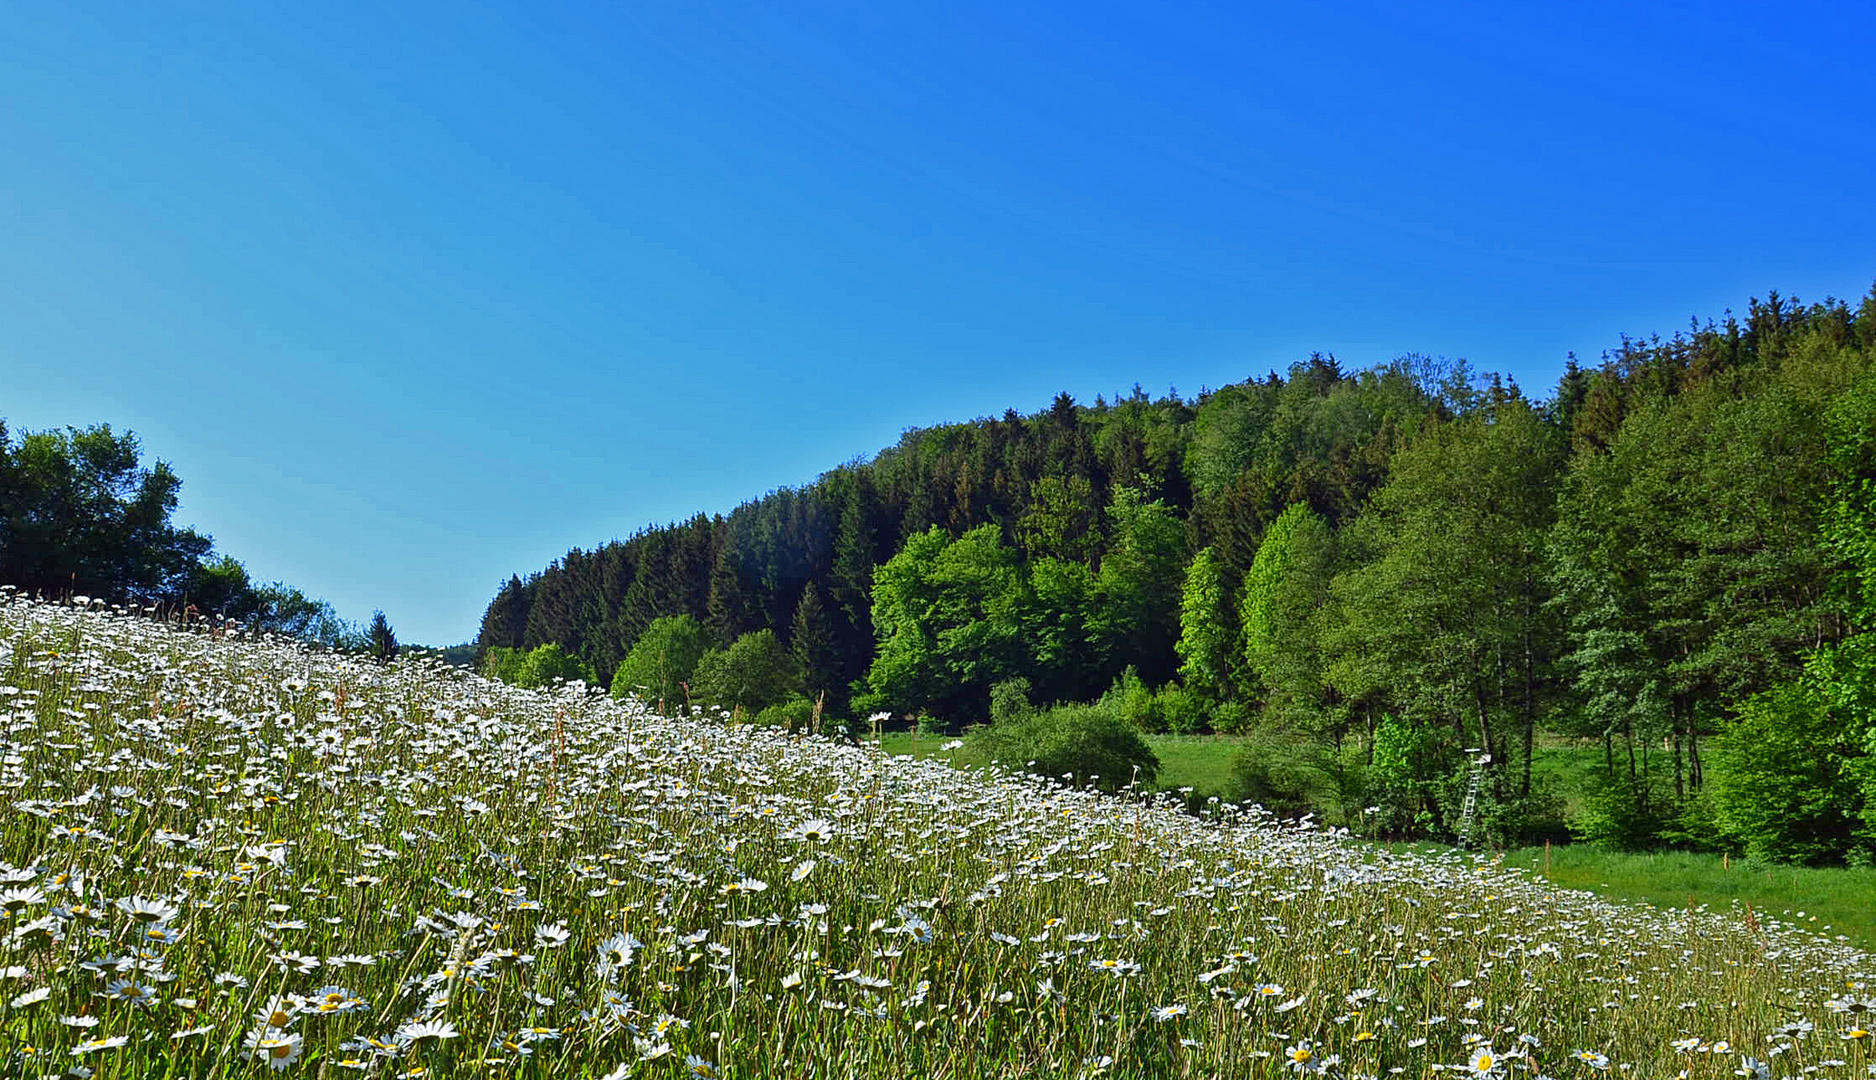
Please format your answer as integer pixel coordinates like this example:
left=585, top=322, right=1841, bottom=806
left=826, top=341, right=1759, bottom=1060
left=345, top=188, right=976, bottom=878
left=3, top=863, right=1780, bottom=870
left=4, top=598, right=1872, bottom=1078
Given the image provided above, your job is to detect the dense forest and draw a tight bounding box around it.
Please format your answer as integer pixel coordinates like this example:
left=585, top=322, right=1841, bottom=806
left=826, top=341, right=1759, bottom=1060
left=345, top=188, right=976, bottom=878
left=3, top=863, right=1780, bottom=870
left=480, top=289, right=1876, bottom=863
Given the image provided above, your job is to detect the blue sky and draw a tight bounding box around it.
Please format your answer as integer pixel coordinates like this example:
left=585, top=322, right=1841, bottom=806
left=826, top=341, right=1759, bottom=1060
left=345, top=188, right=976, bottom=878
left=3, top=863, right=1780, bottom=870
left=4, top=1, right=1873, bottom=645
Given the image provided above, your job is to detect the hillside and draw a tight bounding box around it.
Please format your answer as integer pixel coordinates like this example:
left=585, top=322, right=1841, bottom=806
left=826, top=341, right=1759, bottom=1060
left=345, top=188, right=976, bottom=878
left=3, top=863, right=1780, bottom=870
left=479, top=289, right=1876, bottom=863
left=1, top=596, right=1870, bottom=1077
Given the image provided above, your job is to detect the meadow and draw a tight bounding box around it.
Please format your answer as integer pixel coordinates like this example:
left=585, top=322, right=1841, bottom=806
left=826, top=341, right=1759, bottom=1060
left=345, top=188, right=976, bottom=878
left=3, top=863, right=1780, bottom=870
left=1, top=595, right=1872, bottom=1079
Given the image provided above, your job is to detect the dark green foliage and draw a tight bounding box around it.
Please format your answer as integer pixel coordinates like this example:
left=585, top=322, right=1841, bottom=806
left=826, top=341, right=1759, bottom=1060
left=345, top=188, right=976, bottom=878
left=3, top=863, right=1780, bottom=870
left=0, top=422, right=211, bottom=602
left=789, top=582, right=842, bottom=712
left=368, top=611, right=397, bottom=662
left=968, top=700, right=1159, bottom=794
left=1221, top=733, right=1340, bottom=821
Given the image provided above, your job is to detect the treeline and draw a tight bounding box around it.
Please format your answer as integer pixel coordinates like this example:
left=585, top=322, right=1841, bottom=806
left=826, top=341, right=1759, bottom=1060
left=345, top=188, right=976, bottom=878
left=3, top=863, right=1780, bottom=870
left=481, top=289, right=1876, bottom=862
left=0, top=420, right=395, bottom=656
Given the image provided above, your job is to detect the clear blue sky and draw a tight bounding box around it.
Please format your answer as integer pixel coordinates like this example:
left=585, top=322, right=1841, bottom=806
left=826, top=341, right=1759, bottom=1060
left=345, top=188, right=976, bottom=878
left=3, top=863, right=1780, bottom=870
left=4, top=1, right=1873, bottom=645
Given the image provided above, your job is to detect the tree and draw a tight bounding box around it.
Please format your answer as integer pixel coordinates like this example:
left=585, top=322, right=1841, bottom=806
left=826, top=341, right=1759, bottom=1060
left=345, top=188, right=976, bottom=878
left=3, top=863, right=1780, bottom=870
left=1331, top=394, right=1562, bottom=803
left=1175, top=546, right=1233, bottom=700
left=789, top=582, right=842, bottom=712
left=1095, top=486, right=1186, bottom=686
left=859, top=525, right=1028, bottom=723
left=692, top=629, right=800, bottom=714
left=1239, top=504, right=1335, bottom=728
left=611, top=614, right=709, bottom=713
left=0, top=421, right=212, bottom=601
left=368, top=611, right=398, bottom=662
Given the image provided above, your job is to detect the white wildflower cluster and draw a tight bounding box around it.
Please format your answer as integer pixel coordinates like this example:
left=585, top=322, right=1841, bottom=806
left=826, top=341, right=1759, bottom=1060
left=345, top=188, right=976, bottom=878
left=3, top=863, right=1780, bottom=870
left=0, top=592, right=1868, bottom=1076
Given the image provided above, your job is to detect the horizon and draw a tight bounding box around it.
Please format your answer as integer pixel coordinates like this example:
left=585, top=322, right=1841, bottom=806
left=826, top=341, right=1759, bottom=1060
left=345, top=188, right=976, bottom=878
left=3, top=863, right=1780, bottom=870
left=6, top=1, right=1873, bottom=645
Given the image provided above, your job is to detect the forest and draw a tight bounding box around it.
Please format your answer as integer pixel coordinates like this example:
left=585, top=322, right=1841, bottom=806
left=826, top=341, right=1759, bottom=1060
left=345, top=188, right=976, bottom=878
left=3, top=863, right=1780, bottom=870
left=477, top=289, right=1876, bottom=864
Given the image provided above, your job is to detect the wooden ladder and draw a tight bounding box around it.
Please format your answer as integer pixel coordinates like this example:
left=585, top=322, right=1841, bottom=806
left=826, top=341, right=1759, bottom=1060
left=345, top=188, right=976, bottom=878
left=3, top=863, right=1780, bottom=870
left=1455, top=749, right=1490, bottom=849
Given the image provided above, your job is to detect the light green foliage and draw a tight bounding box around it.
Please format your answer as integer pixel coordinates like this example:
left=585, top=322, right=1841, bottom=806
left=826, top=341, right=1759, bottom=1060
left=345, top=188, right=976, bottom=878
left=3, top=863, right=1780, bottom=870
left=1332, top=393, right=1560, bottom=775
left=1174, top=546, right=1233, bottom=699
left=611, top=614, right=710, bottom=712
left=1709, top=680, right=1869, bottom=865
left=988, top=676, right=1032, bottom=724
left=511, top=642, right=596, bottom=689
left=479, top=645, right=525, bottom=684
left=1239, top=503, right=1334, bottom=726
left=1367, top=713, right=1454, bottom=839
left=967, top=700, right=1159, bottom=793
left=693, top=629, right=800, bottom=714
left=752, top=693, right=819, bottom=733
left=1153, top=683, right=1208, bottom=735
left=861, top=526, right=1026, bottom=723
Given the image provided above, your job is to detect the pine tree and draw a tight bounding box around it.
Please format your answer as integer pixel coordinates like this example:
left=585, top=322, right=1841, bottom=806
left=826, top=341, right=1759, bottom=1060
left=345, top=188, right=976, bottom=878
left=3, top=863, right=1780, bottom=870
left=368, top=611, right=398, bottom=662
left=790, top=581, right=842, bottom=712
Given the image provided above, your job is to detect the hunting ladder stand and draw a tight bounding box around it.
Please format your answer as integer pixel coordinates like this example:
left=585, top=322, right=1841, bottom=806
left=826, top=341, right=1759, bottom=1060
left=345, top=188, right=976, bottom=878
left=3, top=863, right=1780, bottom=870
left=1455, top=748, right=1492, bottom=849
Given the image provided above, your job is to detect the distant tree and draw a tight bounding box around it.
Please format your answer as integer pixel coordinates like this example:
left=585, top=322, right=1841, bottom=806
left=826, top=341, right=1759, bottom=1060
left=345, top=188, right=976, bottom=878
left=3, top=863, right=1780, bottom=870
left=1175, top=546, right=1233, bottom=701
left=692, top=629, right=800, bottom=714
left=1239, top=504, right=1335, bottom=728
left=611, top=614, right=710, bottom=712
left=511, top=642, right=595, bottom=689
left=1017, top=474, right=1100, bottom=562
left=790, top=582, right=842, bottom=712
left=0, top=421, right=212, bottom=601
left=368, top=611, right=397, bottom=662
left=1094, top=486, right=1186, bottom=686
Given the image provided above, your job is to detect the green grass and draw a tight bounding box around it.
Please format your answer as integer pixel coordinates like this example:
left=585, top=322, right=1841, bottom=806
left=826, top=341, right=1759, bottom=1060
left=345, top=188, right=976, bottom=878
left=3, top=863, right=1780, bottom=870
left=1378, top=840, right=1876, bottom=951
left=870, top=730, right=1245, bottom=796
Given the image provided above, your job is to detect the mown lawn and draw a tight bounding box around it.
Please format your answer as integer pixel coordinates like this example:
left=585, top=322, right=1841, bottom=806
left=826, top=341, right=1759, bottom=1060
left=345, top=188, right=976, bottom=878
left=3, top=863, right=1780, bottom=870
left=870, top=730, right=1245, bottom=796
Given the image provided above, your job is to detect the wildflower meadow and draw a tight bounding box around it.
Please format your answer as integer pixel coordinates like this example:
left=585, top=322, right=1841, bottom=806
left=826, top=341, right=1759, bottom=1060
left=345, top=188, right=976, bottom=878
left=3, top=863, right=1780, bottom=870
left=0, top=593, right=1870, bottom=1079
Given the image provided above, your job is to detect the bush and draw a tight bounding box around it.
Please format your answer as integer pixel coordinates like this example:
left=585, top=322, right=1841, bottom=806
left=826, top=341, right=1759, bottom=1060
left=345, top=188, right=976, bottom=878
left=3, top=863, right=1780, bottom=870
left=692, top=630, right=800, bottom=715
left=1154, top=683, right=1209, bottom=734
left=968, top=701, right=1159, bottom=793
left=483, top=643, right=595, bottom=689
left=1221, top=732, right=1338, bottom=821
left=1709, top=680, right=1869, bottom=865
left=989, top=677, right=1032, bottom=723
left=1569, top=765, right=1674, bottom=850
left=1099, top=667, right=1161, bottom=732
left=753, top=694, right=818, bottom=733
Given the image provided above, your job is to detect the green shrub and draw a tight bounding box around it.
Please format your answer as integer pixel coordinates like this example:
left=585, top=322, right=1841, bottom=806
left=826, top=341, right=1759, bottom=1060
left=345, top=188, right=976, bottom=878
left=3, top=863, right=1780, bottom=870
left=692, top=630, right=800, bottom=715
left=1568, top=765, right=1674, bottom=850
left=610, top=615, right=709, bottom=712
left=989, top=677, right=1032, bottom=723
left=1709, top=680, right=1870, bottom=865
left=968, top=701, right=1159, bottom=793
left=1155, top=683, right=1209, bottom=734
left=753, top=694, right=818, bottom=733
left=1223, top=738, right=1343, bottom=821
left=483, top=643, right=596, bottom=689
